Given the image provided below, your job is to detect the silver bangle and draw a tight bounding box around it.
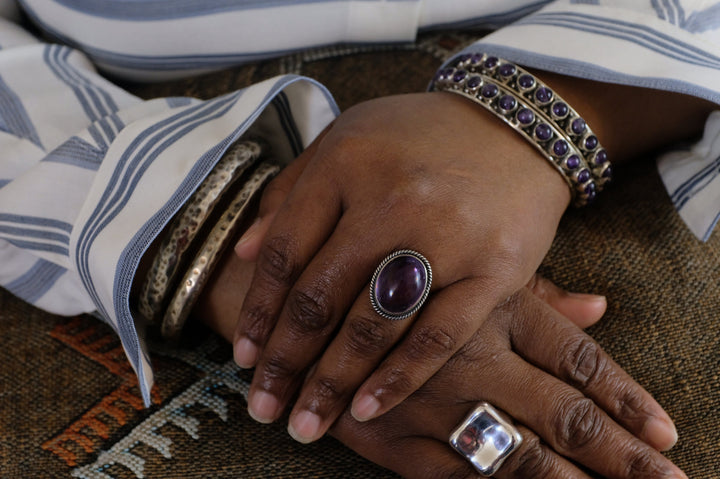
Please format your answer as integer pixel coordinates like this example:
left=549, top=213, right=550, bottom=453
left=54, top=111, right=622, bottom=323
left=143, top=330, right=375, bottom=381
left=161, top=162, right=279, bottom=341
left=431, top=53, right=611, bottom=207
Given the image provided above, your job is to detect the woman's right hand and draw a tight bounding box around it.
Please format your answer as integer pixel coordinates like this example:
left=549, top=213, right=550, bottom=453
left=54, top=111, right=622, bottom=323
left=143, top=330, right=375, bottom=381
left=329, top=287, right=683, bottom=479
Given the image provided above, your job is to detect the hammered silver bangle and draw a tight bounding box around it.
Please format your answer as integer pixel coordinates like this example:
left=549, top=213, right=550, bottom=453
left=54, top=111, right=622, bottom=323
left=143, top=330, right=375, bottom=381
left=138, top=140, right=263, bottom=323
left=430, top=53, right=612, bottom=206
left=161, top=162, right=279, bottom=341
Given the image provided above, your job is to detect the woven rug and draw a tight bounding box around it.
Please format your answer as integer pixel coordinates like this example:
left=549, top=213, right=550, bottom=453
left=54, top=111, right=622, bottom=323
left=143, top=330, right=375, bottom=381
left=1, top=33, right=718, bottom=478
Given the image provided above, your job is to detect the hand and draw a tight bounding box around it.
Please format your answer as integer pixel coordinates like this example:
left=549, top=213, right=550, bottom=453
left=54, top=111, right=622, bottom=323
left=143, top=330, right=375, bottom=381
left=330, top=288, right=683, bottom=479
left=231, top=92, right=572, bottom=441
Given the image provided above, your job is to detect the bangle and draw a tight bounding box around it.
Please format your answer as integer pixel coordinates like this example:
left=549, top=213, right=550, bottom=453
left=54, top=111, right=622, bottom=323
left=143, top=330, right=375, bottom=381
left=161, top=162, right=279, bottom=340
left=430, top=53, right=611, bottom=206
left=138, top=140, right=263, bottom=323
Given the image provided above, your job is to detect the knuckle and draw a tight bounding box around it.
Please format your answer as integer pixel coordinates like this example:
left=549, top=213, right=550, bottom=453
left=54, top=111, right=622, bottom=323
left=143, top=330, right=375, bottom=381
left=286, top=284, right=334, bottom=334
left=554, top=396, right=604, bottom=451
left=259, top=353, right=298, bottom=389
left=257, top=234, right=301, bottom=287
left=405, top=325, right=457, bottom=362
left=558, top=334, right=605, bottom=388
left=346, top=315, right=392, bottom=356
left=625, top=448, right=673, bottom=478
left=312, top=376, right=346, bottom=404
left=506, top=435, right=552, bottom=478
left=242, top=304, right=274, bottom=342
left=377, top=366, right=415, bottom=397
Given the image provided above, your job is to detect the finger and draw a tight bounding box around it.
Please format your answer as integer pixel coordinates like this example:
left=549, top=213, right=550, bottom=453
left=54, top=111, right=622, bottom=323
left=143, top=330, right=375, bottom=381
left=234, top=127, right=329, bottom=261
left=480, top=349, right=686, bottom=478
left=494, top=424, right=591, bottom=479
left=504, top=290, right=678, bottom=452
left=525, top=274, right=606, bottom=328
left=245, top=217, right=399, bottom=424
left=232, top=140, right=342, bottom=370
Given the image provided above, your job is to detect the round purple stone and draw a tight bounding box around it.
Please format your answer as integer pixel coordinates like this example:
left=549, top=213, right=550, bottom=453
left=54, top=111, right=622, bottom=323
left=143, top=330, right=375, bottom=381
left=453, top=70, right=468, bottom=83
left=484, top=56, right=499, bottom=69
left=594, top=149, right=608, bottom=165
left=470, top=53, right=484, bottom=65
left=498, top=63, right=517, bottom=77
left=467, top=75, right=483, bottom=89
left=518, top=74, right=535, bottom=89
left=457, top=53, right=472, bottom=64
left=553, top=139, right=569, bottom=157
left=534, top=123, right=552, bottom=141
left=586, top=190, right=597, bottom=203
left=602, top=165, right=613, bottom=179
left=552, top=102, right=569, bottom=118
left=571, top=118, right=587, bottom=135
left=373, top=253, right=429, bottom=317
left=438, top=68, right=454, bottom=81
left=566, top=155, right=580, bottom=170
left=516, top=108, right=535, bottom=125
left=535, top=87, right=553, bottom=104
left=577, top=169, right=591, bottom=184
left=498, top=95, right=517, bottom=111
left=481, top=83, right=499, bottom=99
left=584, top=135, right=599, bottom=150
left=585, top=182, right=597, bottom=195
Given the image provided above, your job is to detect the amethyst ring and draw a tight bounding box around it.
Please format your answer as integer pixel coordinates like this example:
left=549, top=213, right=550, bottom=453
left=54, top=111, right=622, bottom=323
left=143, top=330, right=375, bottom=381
left=449, top=402, right=523, bottom=476
left=369, top=250, right=432, bottom=320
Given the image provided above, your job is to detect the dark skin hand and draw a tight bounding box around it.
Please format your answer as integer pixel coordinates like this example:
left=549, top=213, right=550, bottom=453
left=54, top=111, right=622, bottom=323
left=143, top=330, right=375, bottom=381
left=229, top=71, right=714, bottom=445
left=195, top=245, right=685, bottom=478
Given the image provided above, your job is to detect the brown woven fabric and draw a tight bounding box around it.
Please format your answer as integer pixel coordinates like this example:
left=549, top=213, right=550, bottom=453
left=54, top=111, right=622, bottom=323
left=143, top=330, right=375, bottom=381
left=1, top=32, right=719, bottom=478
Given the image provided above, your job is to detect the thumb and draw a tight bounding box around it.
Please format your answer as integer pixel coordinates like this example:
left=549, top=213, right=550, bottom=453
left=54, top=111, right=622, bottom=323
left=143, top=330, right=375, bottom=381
left=525, top=274, right=607, bottom=328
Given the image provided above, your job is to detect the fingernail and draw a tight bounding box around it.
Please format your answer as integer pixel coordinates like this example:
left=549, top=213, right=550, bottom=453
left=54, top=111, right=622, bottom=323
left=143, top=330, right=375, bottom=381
left=351, top=394, right=381, bottom=422
left=234, top=336, right=259, bottom=368
left=644, top=417, right=678, bottom=451
left=288, top=410, right=321, bottom=443
left=247, top=390, right=280, bottom=424
left=235, top=218, right=262, bottom=250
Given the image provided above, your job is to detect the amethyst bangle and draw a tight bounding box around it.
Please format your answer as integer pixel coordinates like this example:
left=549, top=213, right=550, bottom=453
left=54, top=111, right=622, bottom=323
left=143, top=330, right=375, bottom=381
left=431, top=54, right=611, bottom=206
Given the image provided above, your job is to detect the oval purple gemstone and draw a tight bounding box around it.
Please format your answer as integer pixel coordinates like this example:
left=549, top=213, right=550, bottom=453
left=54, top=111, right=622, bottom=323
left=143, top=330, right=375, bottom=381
left=453, top=70, right=468, bottom=83
left=566, top=155, right=580, bottom=170
left=553, top=139, right=569, bottom=157
left=552, top=102, right=569, bottom=118
left=470, top=53, right=484, bottom=65
left=584, top=135, right=599, bottom=150
left=535, top=87, right=553, bottom=104
left=481, top=83, right=499, bottom=99
left=516, top=108, right=535, bottom=125
left=457, top=53, right=472, bottom=64
left=534, top=123, right=552, bottom=141
left=585, top=182, right=596, bottom=194
left=586, top=190, right=597, bottom=202
left=571, top=118, right=586, bottom=135
left=518, top=74, right=535, bottom=89
left=594, top=149, right=608, bottom=165
left=602, top=166, right=613, bottom=178
left=498, top=95, right=517, bottom=111
left=484, top=56, right=499, bottom=69
left=577, top=169, right=591, bottom=184
left=374, top=254, right=428, bottom=316
left=467, top=75, right=483, bottom=89
left=498, top=63, right=517, bottom=77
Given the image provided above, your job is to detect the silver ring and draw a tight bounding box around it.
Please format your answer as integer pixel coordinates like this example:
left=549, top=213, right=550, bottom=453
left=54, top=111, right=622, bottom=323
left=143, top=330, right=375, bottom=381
left=449, top=402, right=523, bottom=477
left=369, top=249, right=432, bottom=320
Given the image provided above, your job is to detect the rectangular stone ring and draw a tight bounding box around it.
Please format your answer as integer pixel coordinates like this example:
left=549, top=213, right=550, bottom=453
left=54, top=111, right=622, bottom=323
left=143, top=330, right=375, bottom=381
left=449, top=402, right=523, bottom=476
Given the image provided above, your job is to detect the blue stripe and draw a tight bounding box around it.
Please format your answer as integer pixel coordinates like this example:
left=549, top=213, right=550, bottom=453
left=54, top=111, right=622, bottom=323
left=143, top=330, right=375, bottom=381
left=672, top=0, right=687, bottom=26
left=4, top=259, right=67, bottom=304
left=421, top=1, right=550, bottom=31
left=55, top=46, right=119, bottom=118
left=670, top=155, right=720, bottom=208
left=273, top=93, right=302, bottom=157
left=702, top=210, right=720, bottom=242
left=75, top=93, right=242, bottom=322
left=661, top=0, right=676, bottom=25
left=0, top=179, right=9, bottom=189
left=49, top=0, right=410, bottom=20
left=517, top=12, right=720, bottom=70
left=651, top=0, right=667, bottom=21
left=0, top=74, right=43, bottom=148
left=683, top=3, right=720, bottom=33
left=4, top=238, right=69, bottom=255
left=0, top=214, right=73, bottom=232
left=0, top=225, right=70, bottom=244
left=166, top=97, right=193, bottom=108
left=43, top=135, right=105, bottom=171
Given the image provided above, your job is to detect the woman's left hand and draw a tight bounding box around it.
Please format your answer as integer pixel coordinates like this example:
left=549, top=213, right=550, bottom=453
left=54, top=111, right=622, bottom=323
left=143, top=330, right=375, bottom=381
left=231, top=91, right=574, bottom=442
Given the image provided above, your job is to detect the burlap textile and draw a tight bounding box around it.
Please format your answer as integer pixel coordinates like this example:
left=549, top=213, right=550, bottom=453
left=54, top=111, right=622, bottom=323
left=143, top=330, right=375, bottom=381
left=1, top=33, right=718, bottom=478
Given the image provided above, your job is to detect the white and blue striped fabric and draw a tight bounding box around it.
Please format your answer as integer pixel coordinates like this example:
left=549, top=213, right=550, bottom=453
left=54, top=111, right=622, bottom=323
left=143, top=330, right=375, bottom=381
left=1, top=0, right=719, bottom=403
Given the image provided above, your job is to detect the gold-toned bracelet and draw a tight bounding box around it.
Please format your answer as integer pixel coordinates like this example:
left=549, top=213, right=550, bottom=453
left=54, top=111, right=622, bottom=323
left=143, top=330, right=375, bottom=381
left=161, top=161, right=279, bottom=341
left=138, top=141, right=263, bottom=323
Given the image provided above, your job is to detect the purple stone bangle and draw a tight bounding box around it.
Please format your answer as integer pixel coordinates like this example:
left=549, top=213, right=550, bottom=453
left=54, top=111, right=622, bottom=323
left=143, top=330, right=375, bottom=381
left=431, top=53, right=612, bottom=206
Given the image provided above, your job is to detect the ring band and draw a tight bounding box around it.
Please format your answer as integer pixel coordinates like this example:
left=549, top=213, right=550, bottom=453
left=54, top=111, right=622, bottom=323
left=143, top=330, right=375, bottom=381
left=369, top=249, right=432, bottom=320
left=449, top=402, right=523, bottom=477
